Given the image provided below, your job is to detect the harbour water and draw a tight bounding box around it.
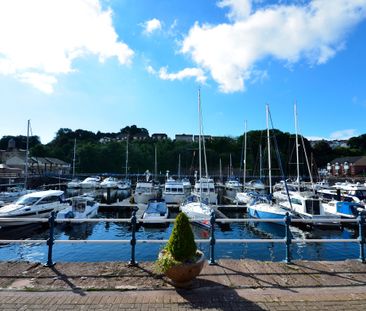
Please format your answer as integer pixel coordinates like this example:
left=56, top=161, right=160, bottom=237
left=0, top=208, right=361, bottom=263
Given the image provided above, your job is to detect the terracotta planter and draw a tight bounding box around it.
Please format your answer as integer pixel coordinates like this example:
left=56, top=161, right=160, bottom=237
left=159, top=250, right=205, bottom=288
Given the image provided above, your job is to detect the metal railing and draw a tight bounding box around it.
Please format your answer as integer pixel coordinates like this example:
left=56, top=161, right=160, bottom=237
left=0, top=211, right=364, bottom=267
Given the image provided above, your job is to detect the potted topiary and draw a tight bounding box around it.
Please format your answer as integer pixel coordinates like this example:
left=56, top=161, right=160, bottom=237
left=156, top=212, right=205, bottom=288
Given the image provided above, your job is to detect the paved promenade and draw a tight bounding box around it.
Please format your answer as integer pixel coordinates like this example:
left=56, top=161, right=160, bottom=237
left=0, top=259, right=365, bottom=310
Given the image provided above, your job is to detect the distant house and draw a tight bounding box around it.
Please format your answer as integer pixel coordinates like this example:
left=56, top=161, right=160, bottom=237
left=44, top=157, right=71, bottom=174
left=193, top=135, right=212, bottom=142
left=118, top=132, right=149, bottom=141
left=0, top=138, right=26, bottom=163
left=327, top=156, right=366, bottom=176
left=5, top=156, right=71, bottom=176
left=0, top=164, right=22, bottom=179
left=310, top=139, right=349, bottom=149
left=175, top=134, right=194, bottom=142
left=151, top=133, right=168, bottom=140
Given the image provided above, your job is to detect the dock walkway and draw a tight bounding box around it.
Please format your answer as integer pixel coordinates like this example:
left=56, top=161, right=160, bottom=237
left=0, top=259, right=365, bottom=310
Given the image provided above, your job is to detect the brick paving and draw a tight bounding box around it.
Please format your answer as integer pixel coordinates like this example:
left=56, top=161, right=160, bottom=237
left=0, top=259, right=365, bottom=310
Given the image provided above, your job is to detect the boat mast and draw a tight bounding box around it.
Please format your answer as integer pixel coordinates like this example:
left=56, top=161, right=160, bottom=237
left=72, top=138, right=76, bottom=178
left=178, top=154, right=181, bottom=179
left=229, top=153, right=232, bottom=177
left=259, top=144, right=262, bottom=181
left=243, top=120, right=247, bottom=191
left=24, top=119, right=30, bottom=190
left=294, top=102, right=300, bottom=192
left=219, top=158, right=222, bottom=182
left=154, top=144, right=158, bottom=181
left=266, top=105, right=272, bottom=194
left=125, top=137, right=129, bottom=179
left=198, top=88, right=202, bottom=203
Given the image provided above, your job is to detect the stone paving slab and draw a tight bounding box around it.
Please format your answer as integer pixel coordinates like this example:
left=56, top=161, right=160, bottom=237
left=0, top=259, right=365, bottom=310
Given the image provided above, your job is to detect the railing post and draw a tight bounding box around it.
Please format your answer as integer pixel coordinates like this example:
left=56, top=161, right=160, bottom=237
left=358, top=212, right=365, bottom=263
left=284, top=212, right=292, bottom=264
left=44, top=211, right=56, bottom=267
left=128, top=210, right=138, bottom=266
left=209, top=210, right=216, bottom=265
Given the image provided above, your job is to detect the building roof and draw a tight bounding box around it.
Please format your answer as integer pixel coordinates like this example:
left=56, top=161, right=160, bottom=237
left=330, top=156, right=366, bottom=165
left=45, top=157, right=70, bottom=166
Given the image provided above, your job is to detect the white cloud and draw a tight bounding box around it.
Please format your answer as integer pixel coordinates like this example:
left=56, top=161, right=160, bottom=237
left=146, top=65, right=157, bottom=75
left=0, top=0, right=134, bottom=93
left=217, top=0, right=252, bottom=21
left=143, top=18, right=162, bottom=35
left=329, top=129, right=358, bottom=140
left=159, top=67, right=207, bottom=83
left=182, top=0, right=366, bottom=93
left=17, top=73, right=57, bottom=94
left=147, top=65, right=207, bottom=83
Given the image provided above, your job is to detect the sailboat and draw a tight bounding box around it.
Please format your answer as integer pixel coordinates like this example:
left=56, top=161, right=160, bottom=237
left=274, top=103, right=340, bottom=227
left=180, top=89, right=212, bottom=228
left=67, top=139, right=81, bottom=189
left=118, top=137, right=132, bottom=193
left=247, top=105, right=292, bottom=224
left=224, top=154, right=242, bottom=200
left=235, top=121, right=259, bottom=205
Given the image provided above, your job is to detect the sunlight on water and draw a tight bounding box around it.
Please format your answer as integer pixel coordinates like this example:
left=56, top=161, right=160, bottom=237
left=0, top=209, right=361, bottom=263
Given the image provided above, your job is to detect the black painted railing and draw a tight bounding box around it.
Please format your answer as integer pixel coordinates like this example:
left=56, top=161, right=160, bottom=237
left=0, top=211, right=365, bottom=266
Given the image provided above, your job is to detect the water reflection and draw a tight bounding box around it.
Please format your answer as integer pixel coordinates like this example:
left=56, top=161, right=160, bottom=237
left=0, top=208, right=361, bottom=262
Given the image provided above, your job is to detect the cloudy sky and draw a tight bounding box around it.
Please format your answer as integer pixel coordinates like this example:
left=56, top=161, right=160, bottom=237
left=0, top=0, right=366, bottom=143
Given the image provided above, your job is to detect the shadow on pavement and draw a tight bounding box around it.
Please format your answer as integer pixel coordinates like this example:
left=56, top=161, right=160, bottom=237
left=50, top=266, right=87, bottom=296
left=176, top=279, right=265, bottom=311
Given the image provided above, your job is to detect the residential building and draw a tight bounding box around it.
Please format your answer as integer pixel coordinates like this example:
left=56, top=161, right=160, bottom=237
left=327, top=156, right=366, bottom=176
left=175, top=134, right=194, bottom=142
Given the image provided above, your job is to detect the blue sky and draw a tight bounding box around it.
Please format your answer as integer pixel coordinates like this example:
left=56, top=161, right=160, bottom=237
left=0, top=0, right=366, bottom=143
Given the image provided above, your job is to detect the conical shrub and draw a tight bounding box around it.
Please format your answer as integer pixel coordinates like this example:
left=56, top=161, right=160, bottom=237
left=165, top=212, right=197, bottom=261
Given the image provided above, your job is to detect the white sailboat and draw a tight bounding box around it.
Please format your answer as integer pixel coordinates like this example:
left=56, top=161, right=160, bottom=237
left=180, top=89, right=212, bottom=228
left=235, top=121, right=256, bottom=205
left=67, top=139, right=81, bottom=189
left=225, top=154, right=242, bottom=200
left=275, top=103, right=340, bottom=227
left=247, top=105, right=292, bottom=224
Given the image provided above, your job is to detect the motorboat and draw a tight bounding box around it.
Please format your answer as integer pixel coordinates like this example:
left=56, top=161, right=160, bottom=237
left=118, top=179, right=131, bottom=191
left=317, top=183, right=366, bottom=205
left=100, top=177, right=119, bottom=189
left=142, top=199, right=169, bottom=227
left=192, top=177, right=218, bottom=205
left=0, top=187, right=34, bottom=205
left=67, top=179, right=81, bottom=189
left=134, top=181, right=159, bottom=204
left=235, top=191, right=260, bottom=205
left=322, top=200, right=365, bottom=220
left=80, top=176, right=101, bottom=189
left=245, top=179, right=266, bottom=193
left=56, top=195, right=99, bottom=224
left=0, top=190, right=68, bottom=228
left=180, top=195, right=211, bottom=228
left=162, top=178, right=190, bottom=204
left=224, top=179, right=242, bottom=200
left=277, top=191, right=340, bottom=227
